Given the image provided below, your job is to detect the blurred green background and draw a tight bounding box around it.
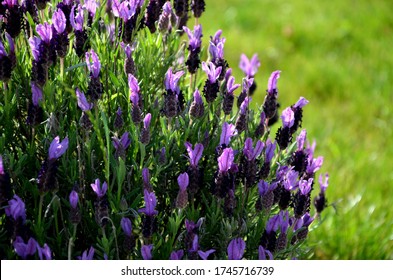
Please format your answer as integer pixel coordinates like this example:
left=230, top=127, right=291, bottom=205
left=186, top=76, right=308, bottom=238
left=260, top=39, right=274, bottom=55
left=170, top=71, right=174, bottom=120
left=200, top=0, right=393, bottom=259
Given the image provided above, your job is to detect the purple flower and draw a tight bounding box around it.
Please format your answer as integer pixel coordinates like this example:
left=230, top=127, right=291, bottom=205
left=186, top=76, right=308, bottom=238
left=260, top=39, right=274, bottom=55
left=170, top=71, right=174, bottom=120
left=265, top=139, right=276, bottom=162
left=0, top=40, right=6, bottom=58
left=183, top=24, right=202, bottom=51
left=243, top=138, right=264, bottom=161
left=227, top=238, right=246, bottom=260
left=240, top=96, right=251, bottom=114
left=79, top=246, right=95, bottom=260
left=177, top=172, right=189, bottom=191
left=224, top=68, right=232, bottom=83
left=120, top=42, right=135, bottom=59
left=218, top=148, right=234, bottom=173
left=319, top=173, right=329, bottom=193
left=220, top=122, right=237, bottom=146
left=0, top=155, right=4, bottom=174
left=185, top=142, right=204, bottom=167
left=112, top=132, right=131, bottom=151
left=53, top=9, right=66, bottom=34
left=190, top=235, right=199, bottom=252
left=307, top=156, right=324, bottom=175
left=37, top=243, right=52, bottom=260
left=164, top=67, right=184, bottom=94
left=209, top=41, right=224, bottom=61
left=198, top=249, right=215, bottom=260
left=143, top=113, right=151, bottom=130
left=128, top=73, right=140, bottom=103
left=294, top=96, right=309, bottom=109
left=283, top=169, right=299, bottom=191
left=226, top=76, right=240, bottom=95
left=5, top=195, right=26, bottom=223
left=69, top=190, right=79, bottom=209
left=75, top=88, right=93, bottom=111
left=185, top=218, right=203, bottom=233
left=83, top=0, right=98, bottom=18
left=242, top=77, right=254, bottom=93
left=294, top=213, right=314, bottom=231
left=90, top=178, right=108, bottom=198
left=279, top=211, right=290, bottom=233
left=141, top=244, right=153, bottom=260
left=85, top=49, right=101, bottom=78
left=28, top=37, right=41, bottom=61
left=267, top=70, right=281, bottom=95
left=138, top=190, right=158, bottom=216
left=297, top=129, right=307, bottom=150
left=266, top=214, right=280, bottom=234
left=142, top=168, right=150, bottom=186
left=258, top=246, right=273, bottom=260
left=70, top=4, right=84, bottom=31
left=121, top=217, right=132, bottom=237
left=299, top=178, right=313, bottom=195
left=36, top=23, right=53, bottom=43
left=48, top=136, right=69, bottom=160
left=170, top=249, right=184, bottom=260
left=31, top=82, right=43, bottom=106
left=258, top=180, right=277, bottom=196
left=239, top=54, right=260, bottom=77
left=112, top=0, right=137, bottom=21
left=281, top=107, right=295, bottom=128
left=13, top=237, right=37, bottom=259
left=211, top=29, right=225, bottom=45
left=202, top=61, right=222, bottom=83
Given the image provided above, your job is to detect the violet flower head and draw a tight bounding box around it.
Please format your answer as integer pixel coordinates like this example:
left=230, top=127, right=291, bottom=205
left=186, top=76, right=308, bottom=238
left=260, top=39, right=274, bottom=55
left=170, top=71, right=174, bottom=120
left=294, top=213, right=314, bottom=231
left=281, top=107, right=295, bottom=128
left=53, top=8, right=67, bottom=34
left=266, top=214, right=280, bottom=234
left=31, top=82, right=43, bottom=106
left=242, top=77, right=254, bottom=93
left=48, top=136, right=69, bottom=160
left=202, top=61, right=222, bottom=83
left=79, top=246, right=95, bottom=260
left=218, top=147, right=234, bottom=173
left=138, top=190, right=158, bottom=216
left=198, top=249, right=215, bottom=260
left=307, top=156, right=324, bottom=175
left=193, top=89, right=204, bottom=104
left=265, top=139, right=276, bottom=162
left=13, top=237, right=37, bottom=259
left=85, top=49, right=101, bottom=78
left=141, top=244, right=153, bottom=260
left=279, top=210, right=290, bottom=233
left=76, top=88, right=93, bottom=111
left=36, top=22, right=53, bottom=43
left=227, top=76, right=240, bottom=95
left=0, top=40, right=6, bottom=58
left=224, top=68, right=232, bottom=83
left=243, top=138, right=264, bottom=161
left=283, top=169, right=299, bottom=191
left=142, top=168, right=150, bottom=186
left=29, top=37, right=41, bottom=61
left=227, top=238, right=246, bottom=260
left=211, top=29, right=224, bottom=45
left=183, top=24, right=202, bottom=51
left=185, top=218, right=203, bottom=233
left=37, top=243, right=52, bottom=260
left=294, top=96, right=309, bottom=109
left=299, top=178, right=313, bottom=195
left=5, top=195, right=26, bottom=223
left=258, top=246, right=273, bottom=260
left=239, top=53, right=260, bottom=77
left=185, top=142, right=204, bottom=167
left=177, top=172, right=189, bottom=191
left=240, top=96, right=251, bottom=114
left=267, top=70, right=281, bottom=95
left=0, top=155, right=4, bottom=175
left=170, top=250, right=184, bottom=260
left=90, top=178, right=108, bottom=198
left=112, top=132, right=131, bottom=151
left=143, top=113, right=151, bottom=130
left=69, top=190, right=79, bottom=209
left=128, top=73, right=140, bottom=98
left=70, top=4, right=84, bottom=31
left=83, top=0, right=99, bottom=18
left=112, top=0, right=137, bottom=21
left=120, top=42, right=135, bottom=59
left=220, top=122, right=237, bottom=146
left=164, top=67, right=184, bottom=94
left=319, top=173, right=329, bottom=193
left=121, top=217, right=132, bottom=237
left=297, top=129, right=307, bottom=150
left=258, top=180, right=277, bottom=196
left=209, top=41, right=224, bottom=61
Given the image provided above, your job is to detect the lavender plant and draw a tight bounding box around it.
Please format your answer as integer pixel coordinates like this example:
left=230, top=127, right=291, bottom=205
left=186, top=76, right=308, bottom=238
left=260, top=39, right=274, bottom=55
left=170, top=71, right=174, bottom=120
left=0, top=0, right=329, bottom=260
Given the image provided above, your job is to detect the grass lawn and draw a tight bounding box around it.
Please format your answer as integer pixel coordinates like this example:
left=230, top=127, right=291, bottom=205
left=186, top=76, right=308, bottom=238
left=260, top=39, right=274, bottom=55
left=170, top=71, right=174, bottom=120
left=200, top=0, right=393, bottom=259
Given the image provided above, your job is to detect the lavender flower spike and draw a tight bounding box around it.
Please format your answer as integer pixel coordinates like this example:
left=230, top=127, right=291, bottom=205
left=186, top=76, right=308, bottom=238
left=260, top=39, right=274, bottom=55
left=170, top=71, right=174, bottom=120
left=202, top=61, right=222, bottom=83
left=29, top=37, right=41, bottom=61
left=220, top=122, right=237, bottom=146
left=243, top=138, right=264, bottom=161
left=5, top=195, right=26, bottom=223
left=294, top=96, right=309, bottom=109
left=53, top=9, right=66, bottom=34
left=183, top=24, right=203, bottom=51
left=265, top=139, right=276, bottom=163
left=90, top=178, right=108, bottom=198
left=218, top=148, right=234, bottom=173
left=227, top=238, right=246, bottom=260
left=138, top=190, right=158, bottom=216
left=80, top=246, right=95, bottom=260
left=177, top=172, right=189, bottom=191
left=85, top=49, right=101, bottom=78
left=36, top=23, right=53, bottom=43
left=299, top=178, right=313, bottom=196
left=31, top=82, right=43, bottom=106
left=281, top=107, right=295, bottom=128
left=76, top=88, right=93, bottom=111
left=240, top=96, right=251, bottom=115
left=120, top=42, right=135, bottom=59
left=69, top=190, right=79, bottom=209
left=143, top=113, right=151, bottom=130
left=185, top=142, right=204, bottom=167
left=165, top=67, right=184, bottom=94
left=141, top=244, right=153, bottom=260
left=227, top=76, right=240, bottom=95
left=128, top=73, right=140, bottom=96
left=297, top=129, right=307, bottom=150
left=70, top=4, right=84, bottom=31
left=37, top=243, right=52, bottom=260
left=239, top=53, right=260, bottom=78
left=48, top=136, right=69, bottom=160
left=267, top=70, right=281, bottom=95
left=319, top=173, right=329, bottom=193
left=121, top=217, right=132, bottom=237
left=13, top=237, right=38, bottom=259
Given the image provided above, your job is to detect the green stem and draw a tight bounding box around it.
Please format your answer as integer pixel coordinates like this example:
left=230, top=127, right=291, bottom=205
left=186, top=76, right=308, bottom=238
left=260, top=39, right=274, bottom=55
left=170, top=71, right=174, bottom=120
left=68, top=225, right=77, bottom=260
left=37, top=194, right=44, bottom=228
left=60, top=57, right=64, bottom=81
